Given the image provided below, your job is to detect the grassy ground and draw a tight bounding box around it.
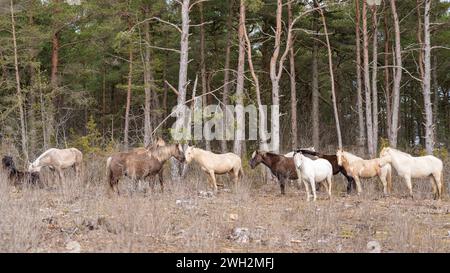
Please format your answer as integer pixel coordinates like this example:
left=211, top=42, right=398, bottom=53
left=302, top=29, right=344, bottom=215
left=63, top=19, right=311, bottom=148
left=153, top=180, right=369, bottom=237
left=0, top=156, right=449, bottom=253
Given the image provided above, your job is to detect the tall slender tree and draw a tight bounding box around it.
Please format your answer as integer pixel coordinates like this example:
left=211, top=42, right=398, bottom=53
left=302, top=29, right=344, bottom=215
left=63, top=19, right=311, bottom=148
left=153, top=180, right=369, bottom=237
left=389, top=0, right=402, bottom=148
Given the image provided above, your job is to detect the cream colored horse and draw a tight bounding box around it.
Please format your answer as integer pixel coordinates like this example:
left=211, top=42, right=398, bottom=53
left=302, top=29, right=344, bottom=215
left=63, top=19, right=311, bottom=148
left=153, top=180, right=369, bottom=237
left=336, top=149, right=392, bottom=195
left=184, top=146, right=243, bottom=193
left=379, top=147, right=443, bottom=200
left=28, top=148, right=83, bottom=183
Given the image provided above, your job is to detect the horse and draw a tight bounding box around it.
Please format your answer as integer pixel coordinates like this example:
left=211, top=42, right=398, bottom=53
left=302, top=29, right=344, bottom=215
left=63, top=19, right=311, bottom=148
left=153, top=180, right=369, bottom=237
left=293, top=151, right=333, bottom=201
left=131, top=137, right=166, bottom=154
left=379, top=147, right=443, bottom=200
left=107, top=143, right=185, bottom=195
left=2, top=156, right=42, bottom=189
left=184, top=146, right=243, bottom=193
left=249, top=150, right=298, bottom=195
left=28, top=148, right=83, bottom=184
left=336, top=149, right=392, bottom=196
left=297, top=149, right=356, bottom=194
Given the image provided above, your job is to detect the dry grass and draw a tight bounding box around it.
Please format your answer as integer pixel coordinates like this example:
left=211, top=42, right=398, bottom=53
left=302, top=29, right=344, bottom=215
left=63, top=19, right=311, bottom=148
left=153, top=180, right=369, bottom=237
left=0, top=154, right=449, bottom=253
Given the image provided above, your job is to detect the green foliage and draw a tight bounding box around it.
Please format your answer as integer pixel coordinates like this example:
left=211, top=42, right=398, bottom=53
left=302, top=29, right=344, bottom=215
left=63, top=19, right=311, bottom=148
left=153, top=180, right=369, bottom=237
left=70, top=115, right=102, bottom=154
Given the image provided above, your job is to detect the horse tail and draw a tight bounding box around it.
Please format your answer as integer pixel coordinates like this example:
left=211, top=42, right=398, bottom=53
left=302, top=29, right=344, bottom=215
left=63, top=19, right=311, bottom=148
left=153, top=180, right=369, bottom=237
left=238, top=167, right=244, bottom=179
left=105, top=157, right=113, bottom=190
left=439, top=170, right=445, bottom=199
left=386, top=164, right=393, bottom=194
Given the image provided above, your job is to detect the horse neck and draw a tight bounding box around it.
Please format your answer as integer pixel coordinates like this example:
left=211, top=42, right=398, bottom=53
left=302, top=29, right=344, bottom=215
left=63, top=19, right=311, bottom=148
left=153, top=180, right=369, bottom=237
left=154, top=145, right=176, bottom=163
left=343, top=151, right=362, bottom=162
left=261, top=153, right=279, bottom=170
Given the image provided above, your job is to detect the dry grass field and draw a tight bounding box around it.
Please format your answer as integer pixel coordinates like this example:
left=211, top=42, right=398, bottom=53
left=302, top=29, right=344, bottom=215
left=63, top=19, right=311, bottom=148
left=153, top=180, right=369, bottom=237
left=1, top=154, right=450, bottom=253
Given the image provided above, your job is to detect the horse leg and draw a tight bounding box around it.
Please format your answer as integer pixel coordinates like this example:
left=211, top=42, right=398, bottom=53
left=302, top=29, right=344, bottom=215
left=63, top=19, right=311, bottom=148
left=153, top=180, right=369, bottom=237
left=327, top=175, right=332, bottom=199
left=430, top=176, right=438, bottom=200
left=301, top=177, right=311, bottom=201
left=403, top=176, right=413, bottom=199
left=431, top=172, right=442, bottom=200
left=309, top=177, right=317, bottom=201
left=354, top=176, right=362, bottom=194
left=158, top=170, right=164, bottom=193
left=233, top=168, right=239, bottom=192
left=341, top=168, right=355, bottom=194
left=56, top=167, right=64, bottom=187
left=208, top=171, right=218, bottom=193
left=279, top=177, right=286, bottom=195
left=379, top=172, right=389, bottom=197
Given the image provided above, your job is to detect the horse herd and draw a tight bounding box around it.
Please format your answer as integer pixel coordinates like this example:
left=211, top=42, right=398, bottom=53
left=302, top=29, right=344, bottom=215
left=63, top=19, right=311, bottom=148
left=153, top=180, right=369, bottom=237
left=1, top=137, right=445, bottom=201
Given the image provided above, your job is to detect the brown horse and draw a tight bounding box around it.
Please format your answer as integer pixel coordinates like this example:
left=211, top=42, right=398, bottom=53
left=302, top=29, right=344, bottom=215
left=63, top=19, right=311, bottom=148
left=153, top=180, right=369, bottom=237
left=249, top=151, right=298, bottom=195
left=298, top=149, right=355, bottom=194
left=2, top=156, right=43, bottom=189
left=106, top=143, right=185, bottom=195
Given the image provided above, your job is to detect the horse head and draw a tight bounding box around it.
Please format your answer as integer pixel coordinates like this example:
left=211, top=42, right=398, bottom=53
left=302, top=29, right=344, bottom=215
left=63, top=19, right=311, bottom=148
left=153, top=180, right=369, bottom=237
left=379, top=147, right=390, bottom=158
left=184, top=145, right=195, bottom=163
left=249, top=150, right=264, bottom=169
left=27, top=160, right=41, bottom=172
left=293, top=151, right=305, bottom=168
left=174, top=143, right=186, bottom=162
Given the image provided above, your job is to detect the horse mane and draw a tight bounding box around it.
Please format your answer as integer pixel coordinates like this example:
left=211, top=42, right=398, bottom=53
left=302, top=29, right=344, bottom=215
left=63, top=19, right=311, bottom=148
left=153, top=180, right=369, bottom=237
left=342, top=151, right=363, bottom=161
left=33, top=148, right=56, bottom=164
left=298, top=149, right=321, bottom=157
left=386, top=147, right=413, bottom=158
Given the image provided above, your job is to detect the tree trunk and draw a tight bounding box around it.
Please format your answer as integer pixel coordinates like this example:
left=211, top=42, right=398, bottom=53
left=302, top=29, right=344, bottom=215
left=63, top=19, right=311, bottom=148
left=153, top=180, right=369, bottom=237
left=422, top=0, right=434, bottom=154
left=233, top=0, right=245, bottom=156
left=389, top=0, right=402, bottom=148
left=143, top=6, right=153, bottom=147
left=383, top=8, right=392, bottom=140
left=312, top=37, right=320, bottom=149
left=199, top=2, right=211, bottom=151
left=319, top=7, right=342, bottom=149
left=355, top=0, right=365, bottom=148
left=371, top=4, right=379, bottom=154
left=268, top=0, right=284, bottom=154
left=221, top=0, right=233, bottom=153
left=123, top=37, right=133, bottom=150
left=10, top=0, right=28, bottom=163
left=363, top=0, right=374, bottom=157
left=288, top=1, right=298, bottom=149
left=172, top=0, right=190, bottom=179
left=243, top=9, right=267, bottom=152
left=432, top=54, right=438, bottom=143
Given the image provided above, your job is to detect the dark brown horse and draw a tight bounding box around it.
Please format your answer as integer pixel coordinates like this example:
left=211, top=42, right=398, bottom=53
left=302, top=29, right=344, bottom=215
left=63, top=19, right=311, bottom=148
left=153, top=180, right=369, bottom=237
left=297, top=149, right=355, bottom=193
left=106, top=143, right=185, bottom=195
left=249, top=151, right=299, bottom=195
left=2, top=156, right=42, bottom=189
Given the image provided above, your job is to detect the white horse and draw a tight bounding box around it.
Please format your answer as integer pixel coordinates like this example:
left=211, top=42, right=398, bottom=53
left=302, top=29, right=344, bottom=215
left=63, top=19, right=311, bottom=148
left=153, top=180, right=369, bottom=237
left=28, top=148, right=83, bottom=184
left=293, top=152, right=333, bottom=201
left=184, top=146, right=243, bottom=193
left=379, top=147, right=443, bottom=200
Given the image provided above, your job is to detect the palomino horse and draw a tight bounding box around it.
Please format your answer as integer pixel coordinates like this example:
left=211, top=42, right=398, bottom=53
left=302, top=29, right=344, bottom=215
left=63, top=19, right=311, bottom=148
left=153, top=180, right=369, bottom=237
left=379, top=147, right=443, bottom=200
left=107, top=143, right=185, bottom=195
left=184, top=146, right=243, bottom=193
left=293, top=151, right=333, bottom=201
left=2, top=156, right=42, bottom=188
left=250, top=151, right=297, bottom=195
left=297, top=149, right=356, bottom=194
left=28, top=148, right=83, bottom=184
left=336, top=149, right=392, bottom=196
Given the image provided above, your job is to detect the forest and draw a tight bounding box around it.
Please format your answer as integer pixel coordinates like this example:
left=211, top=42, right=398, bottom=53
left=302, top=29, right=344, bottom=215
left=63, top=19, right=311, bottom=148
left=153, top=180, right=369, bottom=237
left=1, top=0, right=450, bottom=253
left=1, top=0, right=450, bottom=161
